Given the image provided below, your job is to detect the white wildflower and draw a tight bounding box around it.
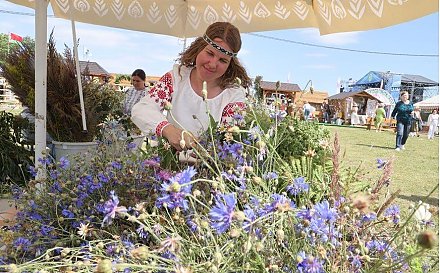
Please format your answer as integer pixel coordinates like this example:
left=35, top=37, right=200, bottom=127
left=77, top=223, right=90, bottom=239
left=414, top=203, right=432, bottom=223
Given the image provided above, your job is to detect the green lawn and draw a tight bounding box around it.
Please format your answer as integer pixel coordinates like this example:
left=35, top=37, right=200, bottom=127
left=325, top=124, right=439, bottom=208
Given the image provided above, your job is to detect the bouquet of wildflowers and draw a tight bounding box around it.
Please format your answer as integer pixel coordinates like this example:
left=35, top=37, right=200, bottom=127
left=0, top=101, right=437, bottom=273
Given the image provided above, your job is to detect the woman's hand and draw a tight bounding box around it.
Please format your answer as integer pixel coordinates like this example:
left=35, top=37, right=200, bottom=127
left=162, top=125, right=196, bottom=151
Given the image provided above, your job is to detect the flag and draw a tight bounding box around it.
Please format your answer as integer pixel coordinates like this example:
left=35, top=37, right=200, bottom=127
left=10, top=33, right=23, bottom=42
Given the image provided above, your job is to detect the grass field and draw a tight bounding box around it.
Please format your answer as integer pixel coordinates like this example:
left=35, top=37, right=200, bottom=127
left=325, top=124, right=439, bottom=209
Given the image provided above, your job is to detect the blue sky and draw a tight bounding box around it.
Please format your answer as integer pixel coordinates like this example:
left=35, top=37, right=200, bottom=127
left=0, top=1, right=438, bottom=95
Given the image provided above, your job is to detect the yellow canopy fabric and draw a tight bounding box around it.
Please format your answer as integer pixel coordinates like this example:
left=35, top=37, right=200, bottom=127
left=8, top=0, right=438, bottom=37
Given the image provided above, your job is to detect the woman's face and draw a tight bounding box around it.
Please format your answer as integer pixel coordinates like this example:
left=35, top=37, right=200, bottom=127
left=400, top=92, right=409, bottom=101
left=132, top=76, right=145, bottom=90
left=194, top=38, right=232, bottom=83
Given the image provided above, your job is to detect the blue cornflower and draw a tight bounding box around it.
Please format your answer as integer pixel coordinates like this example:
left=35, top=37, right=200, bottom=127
left=98, top=172, right=110, bottom=183
left=248, top=126, right=262, bottom=141
left=38, top=157, right=51, bottom=166
left=156, top=167, right=196, bottom=210
left=309, top=218, right=340, bottom=245
left=209, top=193, right=237, bottom=234
left=314, top=200, right=338, bottom=223
left=27, top=211, right=43, bottom=221
left=102, top=190, right=127, bottom=227
left=263, top=171, right=278, bottom=180
left=49, top=182, right=62, bottom=193
left=296, top=208, right=313, bottom=222
left=286, top=177, right=310, bottom=196
left=384, top=204, right=400, bottom=224
left=143, top=157, right=161, bottom=168
left=179, top=166, right=197, bottom=183
left=263, top=194, right=295, bottom=214
left=11, top=185, right=23, bottom=200
left=349, top=253, right=362, bottom=271
left=221, top=171, right=247, bottom=190
left=62, top=208, right=74, bottom=218
left=111, top=161, right=123, bottom=170
left=243, top=207, right=256, bottom=232
left=360, top=213, right=377, bottom=223
left=376, top=158, right=387, bottom=169
left=13, top=237, right=32, bottom=252
left=28, top=166, right=38, bottom=178
left=136, top=224, right=149, bottom=239
left=106, top=243, right=120, bottom=257
left=366, top=240, right=388, bottom=253
left=40, top=225, right=54, bottom=236
left=232, top=113, right=244, bottom=121
left=185, top=216, right=198, bottom=233
left=229, top=143, right=243, bottom=159
left=296, top=251, right=325, bottom=273
left=269, top=110, right=287, bottom=122
left=126, top=142, right=137, bottom=150
left=49, top=169, right=60, bottom=179
left=58, top=157, right=70, bottom=169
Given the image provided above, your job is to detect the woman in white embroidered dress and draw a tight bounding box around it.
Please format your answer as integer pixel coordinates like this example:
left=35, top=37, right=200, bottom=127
left=131, top=22, right=251, bottom=151
left=427, top=109, right=439, bottom=140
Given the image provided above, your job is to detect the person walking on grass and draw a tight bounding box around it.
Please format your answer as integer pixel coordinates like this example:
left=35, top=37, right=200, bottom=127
left=374, top=103, right=386, bottom=132
left=391, top=91, right=414, bottom=151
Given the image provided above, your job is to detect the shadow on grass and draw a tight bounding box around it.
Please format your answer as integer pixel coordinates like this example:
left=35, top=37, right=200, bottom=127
left=355, top=143, right=395, bottom=150
left=397, top=194, right=439, bottom=207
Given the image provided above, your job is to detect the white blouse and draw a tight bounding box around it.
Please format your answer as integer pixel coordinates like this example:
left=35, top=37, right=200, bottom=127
left=131, top=65, right=247, bottom=137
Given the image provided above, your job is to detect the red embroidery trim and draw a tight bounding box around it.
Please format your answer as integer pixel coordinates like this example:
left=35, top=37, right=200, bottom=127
left=221, top=102, right=247, bottom=118
left=156, top=121, right=170, bottom=137
left=148, top=72, right=173, bottom=109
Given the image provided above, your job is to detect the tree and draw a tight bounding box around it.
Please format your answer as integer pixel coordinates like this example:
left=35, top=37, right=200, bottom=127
left=253, top=75, right=263, bottom=101
left=0, top=33, right=34, bottom=66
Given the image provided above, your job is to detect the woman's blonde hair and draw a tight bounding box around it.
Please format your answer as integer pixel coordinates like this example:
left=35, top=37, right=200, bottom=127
left=177, top=22, right=251, bottom=89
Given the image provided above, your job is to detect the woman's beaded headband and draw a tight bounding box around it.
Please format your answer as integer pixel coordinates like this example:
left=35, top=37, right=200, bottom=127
left=203, top=34, right=237, bottom=58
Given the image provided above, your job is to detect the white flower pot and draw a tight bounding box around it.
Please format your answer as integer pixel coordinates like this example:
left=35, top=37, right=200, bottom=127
left=52, top=141, right=98, bottom=161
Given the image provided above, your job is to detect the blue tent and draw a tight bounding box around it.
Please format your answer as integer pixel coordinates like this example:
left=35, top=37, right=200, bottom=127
left=350, top=71, right=438, bottom=103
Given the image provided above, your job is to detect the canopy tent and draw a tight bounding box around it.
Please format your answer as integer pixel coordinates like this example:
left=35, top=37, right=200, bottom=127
left=8, top=0, right=439, bottom=37
left=327, top=90, right=383, bottom=102
left=328, top=90, right=383, bottom=120
left=414, top=95, right=439, bottom=111
left=5, top=0, right=438, bottom=176
left=364, top=88, right=394, bottom=106
left=350, top=71, right=439, bottom=103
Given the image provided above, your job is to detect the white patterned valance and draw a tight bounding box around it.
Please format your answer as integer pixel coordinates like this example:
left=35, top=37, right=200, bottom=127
left=7, top=0, right=438, bottom=37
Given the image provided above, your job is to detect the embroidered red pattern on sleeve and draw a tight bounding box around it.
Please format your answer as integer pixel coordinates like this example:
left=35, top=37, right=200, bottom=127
left=148, top=72, right=173, bottom=109
left=149, top=72, right=174, bottom=137
left=221, top=102, right=247, bottom=125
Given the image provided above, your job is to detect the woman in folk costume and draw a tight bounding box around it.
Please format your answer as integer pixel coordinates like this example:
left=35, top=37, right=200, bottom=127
left=132, top=22, right=251, bottom=151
